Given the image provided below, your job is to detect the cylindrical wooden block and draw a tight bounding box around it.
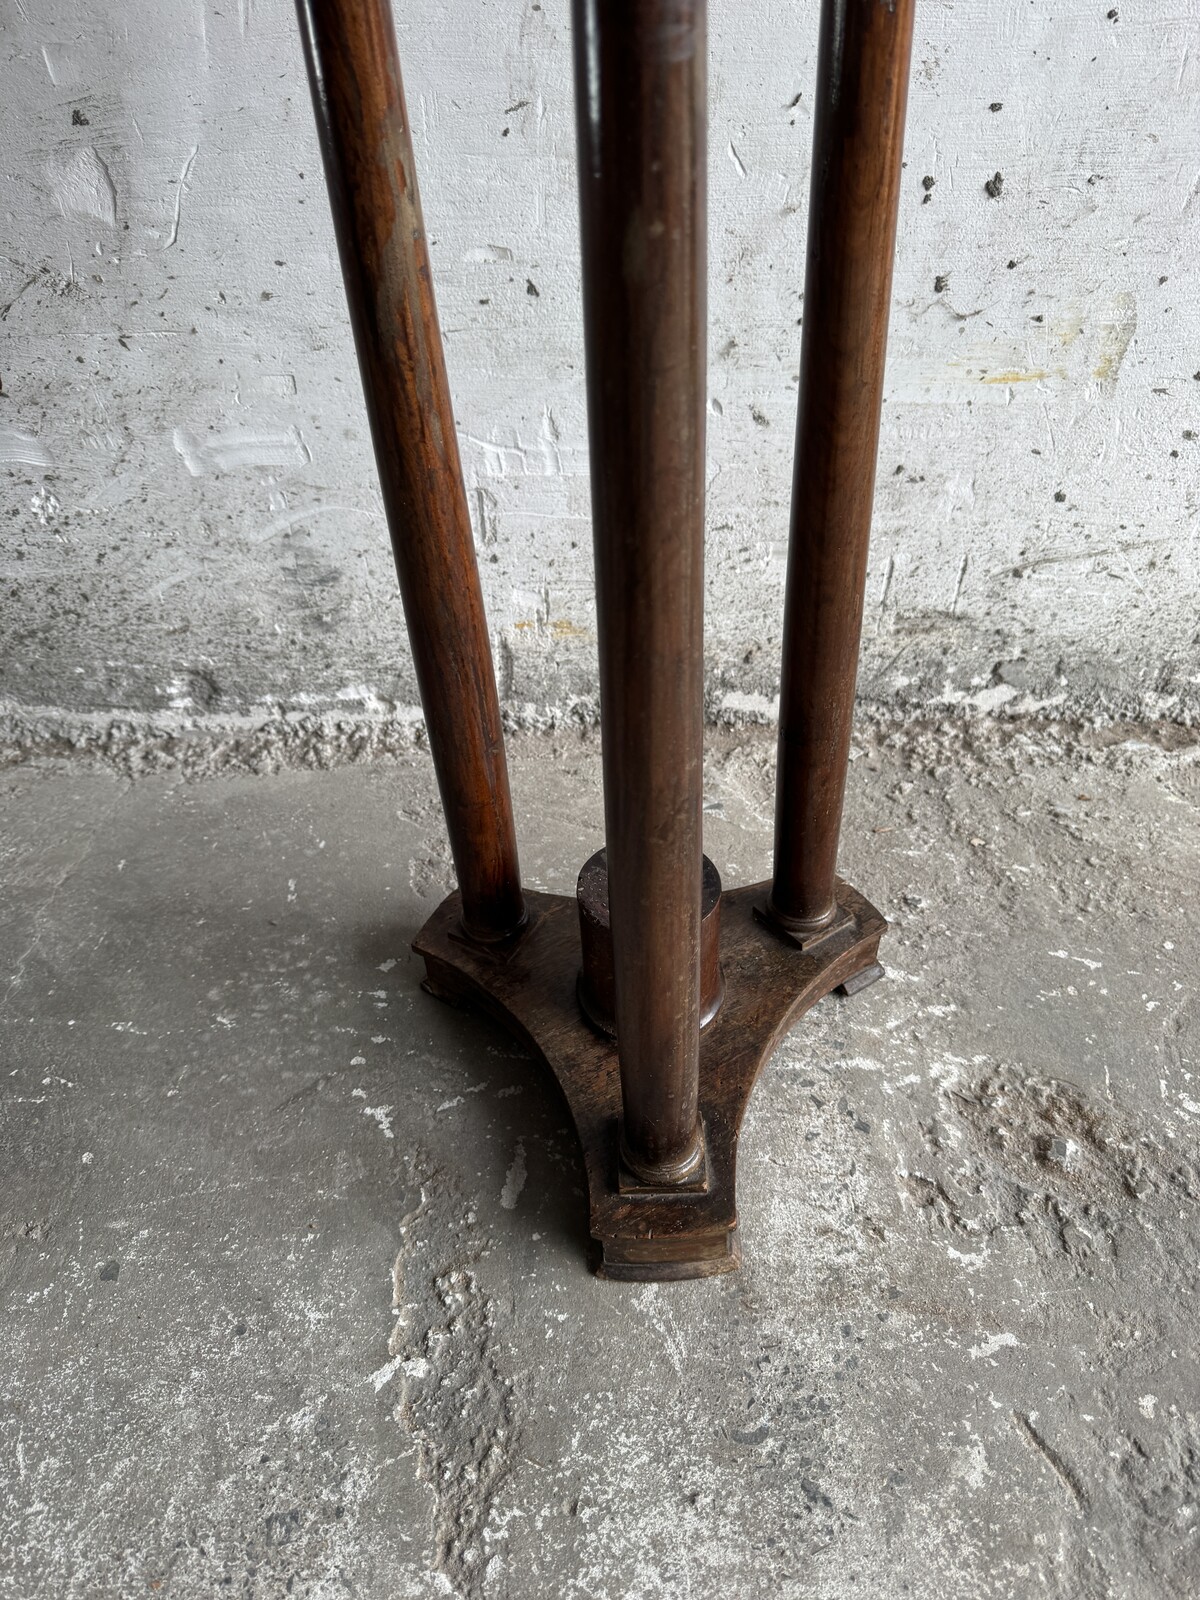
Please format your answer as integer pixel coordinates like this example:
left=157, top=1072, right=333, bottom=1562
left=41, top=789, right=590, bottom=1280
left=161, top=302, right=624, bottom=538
left=576, top=850, right=723, bottom=1042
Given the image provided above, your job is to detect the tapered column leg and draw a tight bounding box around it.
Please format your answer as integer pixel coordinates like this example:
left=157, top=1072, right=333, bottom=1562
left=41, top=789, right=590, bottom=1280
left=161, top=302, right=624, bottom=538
left=571, top=1, right=707, bottom=1183
left=297, top=0, right=525, bottom=943
left=769, top=0, right=915, bottom=934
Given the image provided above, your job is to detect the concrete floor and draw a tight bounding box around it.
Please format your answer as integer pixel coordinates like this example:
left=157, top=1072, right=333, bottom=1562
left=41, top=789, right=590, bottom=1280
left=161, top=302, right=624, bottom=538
left=3, top=718, right=1199, bottom=1598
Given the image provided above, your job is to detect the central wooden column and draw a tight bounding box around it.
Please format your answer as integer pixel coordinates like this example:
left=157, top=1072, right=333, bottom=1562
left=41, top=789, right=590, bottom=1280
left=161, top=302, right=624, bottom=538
left=571, top=0, right=707, bottom=1184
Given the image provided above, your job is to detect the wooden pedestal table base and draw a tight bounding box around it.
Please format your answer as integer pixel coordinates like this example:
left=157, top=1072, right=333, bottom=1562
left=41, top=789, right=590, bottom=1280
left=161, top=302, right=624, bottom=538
left=297, top=0, right=913, bottom=1282
left=415, top=880, right=885, bottom=1280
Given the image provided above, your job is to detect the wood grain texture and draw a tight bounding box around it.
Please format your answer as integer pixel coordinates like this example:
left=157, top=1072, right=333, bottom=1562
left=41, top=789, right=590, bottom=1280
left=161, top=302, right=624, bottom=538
left=415, top=878, right=886, bottom=1280
left=571, top=0, right=709, bottom=1180
left=297, top=0, right=525, bottom=943
left=771, top=0, right=916, bottom=933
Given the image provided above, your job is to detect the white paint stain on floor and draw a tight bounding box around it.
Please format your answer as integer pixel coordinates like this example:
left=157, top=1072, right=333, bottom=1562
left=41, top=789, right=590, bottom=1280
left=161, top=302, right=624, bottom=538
left=499, top=1140, right=526, bottom=1210
left=362, top=1104, right=394, bottom=1139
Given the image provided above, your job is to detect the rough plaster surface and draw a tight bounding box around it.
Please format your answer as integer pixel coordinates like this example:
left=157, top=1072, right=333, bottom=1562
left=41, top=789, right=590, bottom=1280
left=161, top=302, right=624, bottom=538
left=4, top=720, right=1200, bottom=1596
left=2, top=2, right=1199, bottom=733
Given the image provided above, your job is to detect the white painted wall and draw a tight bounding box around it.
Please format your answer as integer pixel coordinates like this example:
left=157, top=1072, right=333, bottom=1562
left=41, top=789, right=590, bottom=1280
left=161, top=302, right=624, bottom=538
left=2, top=0, right=1198, bottom=730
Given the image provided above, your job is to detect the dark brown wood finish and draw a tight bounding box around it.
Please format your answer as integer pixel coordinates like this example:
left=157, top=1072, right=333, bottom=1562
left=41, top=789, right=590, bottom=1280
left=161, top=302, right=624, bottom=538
left=416, top=878, right=885, bottom=1278
left=769, top=0, right=915, bottom=933
left=571, top=2, right=708, bottom=1181
left=296, top=0, right=525, bottom=943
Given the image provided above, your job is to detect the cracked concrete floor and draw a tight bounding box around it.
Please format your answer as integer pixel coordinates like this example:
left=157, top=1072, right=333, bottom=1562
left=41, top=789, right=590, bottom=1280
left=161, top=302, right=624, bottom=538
left=3, top=718, right=1200, bottom=1599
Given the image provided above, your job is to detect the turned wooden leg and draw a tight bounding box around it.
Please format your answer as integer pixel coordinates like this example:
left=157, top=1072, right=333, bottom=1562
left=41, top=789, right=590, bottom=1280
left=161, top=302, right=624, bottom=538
left=297, top=0, right=525, bottom=943
left=769, top=0, right=915, bottom=935
left=571, top=0, right=707, bottom=1183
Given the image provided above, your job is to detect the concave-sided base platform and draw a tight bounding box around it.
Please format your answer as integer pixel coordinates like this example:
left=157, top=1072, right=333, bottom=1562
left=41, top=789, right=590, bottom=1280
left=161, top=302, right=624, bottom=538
left=414, top=879, right=885, bottom=1280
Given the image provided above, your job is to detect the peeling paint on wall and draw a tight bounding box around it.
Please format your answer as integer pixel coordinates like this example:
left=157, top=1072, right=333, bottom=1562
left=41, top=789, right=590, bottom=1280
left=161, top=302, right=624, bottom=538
left=172, top=425, right=311, bottom=477
left=48, top=146, right=117, bottom=227
left=1092, top=292, right=1138, bottom=388
left=0, top=428, right=55, bottom=468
